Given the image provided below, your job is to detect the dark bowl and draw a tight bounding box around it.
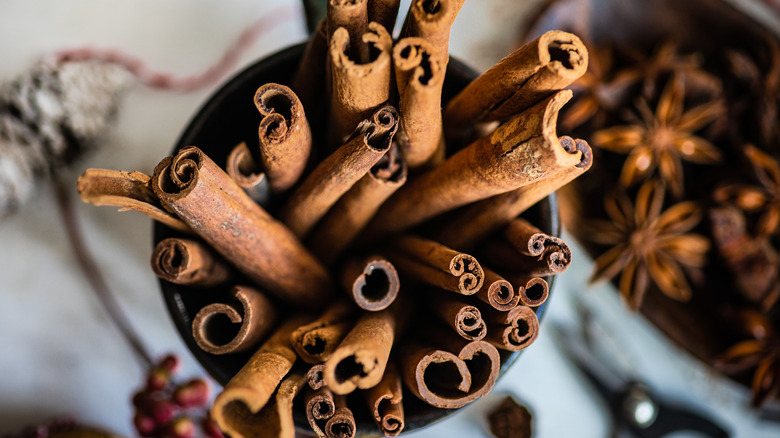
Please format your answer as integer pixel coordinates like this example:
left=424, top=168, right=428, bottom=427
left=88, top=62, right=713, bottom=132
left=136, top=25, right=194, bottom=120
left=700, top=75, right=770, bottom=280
left=156, top=43, right=559, bottom=435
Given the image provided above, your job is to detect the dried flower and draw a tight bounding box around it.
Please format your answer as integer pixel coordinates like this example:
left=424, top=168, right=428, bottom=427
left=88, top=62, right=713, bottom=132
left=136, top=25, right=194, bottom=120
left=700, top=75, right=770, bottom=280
left=592, top=77, right=723, bottom=197
left=584, top=180, right=709, bottom=310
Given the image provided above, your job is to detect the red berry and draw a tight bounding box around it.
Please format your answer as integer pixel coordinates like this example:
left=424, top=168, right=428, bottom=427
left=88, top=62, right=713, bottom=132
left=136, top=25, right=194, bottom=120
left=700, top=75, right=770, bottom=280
left=164, top=418, right=195, bottom=438
left=132, top=389, right=155, bottom=412
left=201, top=417, right=225, bottom=438
left=173, top=379, right=210, bottom=408
left=133, top=413, right=157, bottom=437
left=151, top=399, right=177, bottom=425
left=159, top=354, right=180, bottom=373
left=146, top=367, right=171, bottom=391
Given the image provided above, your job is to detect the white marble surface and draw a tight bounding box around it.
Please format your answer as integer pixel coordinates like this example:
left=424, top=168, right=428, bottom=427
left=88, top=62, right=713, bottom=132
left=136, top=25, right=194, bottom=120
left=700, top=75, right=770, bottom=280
left=1, top=0, right=780, bottom=436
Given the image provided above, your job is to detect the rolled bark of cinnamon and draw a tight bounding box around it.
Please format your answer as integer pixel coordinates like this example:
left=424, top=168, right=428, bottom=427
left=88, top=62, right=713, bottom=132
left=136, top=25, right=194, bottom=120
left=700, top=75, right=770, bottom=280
left=291, top=18, right=328, bottom=114
left=387, top=235, right=483, bottom=295
left=151, top=237, right=230, bottom=287
left=290, top=299, right=356, bottom=364
left=433, top=136, right=592, bottom=251
left=428, top=291, right=487, bottom=341
left=307, top=363, right=327, bottom=390
left=393, top=37, right=446, bottom=168
left=253, top=83, right=311, bottom=193
left=77, top=168, right=190, bottom=233
left=306, top=387, right=337, bottom=438
left=191, top=285, right=277, bottom=355
left=325, top=396, right=357, bottom=438
left=443, top=30, right=588, bottom=133
left=341, top=255, right=400, bottom=311
left=400, top=326, right=500, bottom=409
left=400, top=0, right=466, bottom=61
left=504, top=218, right=572, bottom=275
left=211, top=316, right=307, bottom=437
left=482, top=305, right=539, bottom=351
left=368, top=0, right=401, bottom=33
left=307, top=145, right=407, bottom=264
left=281, top=105, right=399, bottom=238
left=327, top=0, right=369, bottom=61
left=474, top=268, right=519, bottom=311
left=151, top=146, right=333, bottom=309
left=328, top=23, right=393, bottom=148
left=364, top=361, right=405, bottom=437
left=323, top=298, right=406, bottom=394
left=477, top=238, right=566, bottom=277
left=226, top=142, right=270, bottom=206
left=361, top=91, right=580, bottom=240
left=513, top=276, right=549, bottom=307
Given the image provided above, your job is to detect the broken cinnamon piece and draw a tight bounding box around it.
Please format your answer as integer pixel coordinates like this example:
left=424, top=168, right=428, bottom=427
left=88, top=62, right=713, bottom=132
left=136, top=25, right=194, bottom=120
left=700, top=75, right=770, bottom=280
left=368, top=0, right=401, bottom=33
left=325, top=396, right=357, bottom=438
left=488, top=395, right=533, bottom=438
left=191, top=285, right=277, bottom=355
left=290, top=300, right=356, bottom=364
left=474, top=268, right=519, bottom=311
left=323, top=298, right=406, bottom=394
left=443, top=30, right=587, bottom=135
left=364, top=361, right=405, bottom=437
left=307, top=363, right=327, bottom=390
left=387, top=235, right=483, bottom=295
left=226, top=142, right=270, bottom=206
left=429, top=291, right=488, bottom=341
left=306, top=387, right=337, bottom=438
left=393, top=37, right=446, bottom=168
left=77, top=168, right=190, bottom=233
left=400, top=0, right=466, bottom=61
left=482, top=305, right=539, bottom=351
left=253, top=83, right=312, bottom=193
left=291, top=18, right=328, bottom=114
left=362, top=91, right=581, bottom=240
left=151, top=237, right=230, bottom=287
left=151, top=146, right=333, bottom=308
left=504, top=218, right=572, bottom=275
left=433, top=136, right=592, bottom=251
left=328, top=23, right=393, bottom=148
left=400, top=325, right=500, bottom=409
left=281, top=105, right=399, bottom=238
left=211, top=316, right=307, bottom=437
left=307, top=144, right=407, bottom=264
left=327, top=0, right=369, bottom=62
left=341, top=255, right=400, bottom=311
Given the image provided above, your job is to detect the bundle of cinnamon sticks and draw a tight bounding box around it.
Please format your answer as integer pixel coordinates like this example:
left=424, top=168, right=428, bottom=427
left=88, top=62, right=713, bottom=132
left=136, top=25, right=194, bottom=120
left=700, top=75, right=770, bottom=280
left=78, top=1, right=591, bottom=436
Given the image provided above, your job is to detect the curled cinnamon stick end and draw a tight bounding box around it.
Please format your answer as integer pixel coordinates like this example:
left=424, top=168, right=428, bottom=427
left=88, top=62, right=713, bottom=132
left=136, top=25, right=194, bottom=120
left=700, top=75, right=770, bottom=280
left=211, top=316, right=306, bottom=438
left=341, top=255, right=400, bottom=311
left=401, top=334, right=500, bottom=409
left=291, top=300, right=355, bottom=364
left=444, top=30, right=588, bottom=131
left=325, top=397, right=357, bottom=438
left=306, top=387, right=337, bottom=437
left=151, top=146, right=333, bottom=309
left=484, top=305, right=539, bottom=351
left=512, top=276, right=549, bottom=308
left=307, top=363, right=327, bottom=390
left=328, top=22, right=393, bottom=147
left=389, top=235, right=484, bottom=295
left=327, top=0, right=368, bottom=61
left=191, top=285, right=277, bottom=355
left=505, top=218, right=572, bottom=275
left=254, top=83, right=311, bottom=193
left=281, top=105, right=399, bottom=238
left=226, top=142, right=270, bottom=206
left=364, top=361, right=405, bottom=437
left=433, top=136, right=592, bottom=251
left=151, top=237, right=230, bottom=287
left=474, top=268, right=519, bottom=311
left=400, top=0, right=466, bottom=59
left=430, top=292, right=487, bottom=341
left=77, top=168, right=190, bottom=233
left=323, top=299, right=405, bottom=394
left=393, top=37, right=446, bottom=167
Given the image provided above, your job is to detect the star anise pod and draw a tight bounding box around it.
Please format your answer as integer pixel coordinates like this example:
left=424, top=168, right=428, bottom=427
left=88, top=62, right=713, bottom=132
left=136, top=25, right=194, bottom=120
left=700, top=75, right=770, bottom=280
left=714, top=308, right=780, bottom=407
left=592, top=76, right=724, bottom=197
left=714, top=144, right=780, bottom=238
left=584, top=180, right=709, bottom=310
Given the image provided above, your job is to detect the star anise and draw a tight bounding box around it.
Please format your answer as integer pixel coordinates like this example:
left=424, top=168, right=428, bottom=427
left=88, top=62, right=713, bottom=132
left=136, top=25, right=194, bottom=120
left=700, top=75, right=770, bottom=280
left=714, top=144, right=780, bottom=238
left=592, top=76, right=724, bottom=197
left=584, top=180, right=709, bottom=310
left=714, top=308, right=780, bottom=407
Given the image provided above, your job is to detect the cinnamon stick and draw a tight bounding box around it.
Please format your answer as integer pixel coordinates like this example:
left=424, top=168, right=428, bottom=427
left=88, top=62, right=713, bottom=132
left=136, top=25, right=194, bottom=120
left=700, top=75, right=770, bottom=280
left=327, top=0, right=369, bottom=61
left=361, top=91, right=581, bottom=239
left=393, top=37, right=446, bottom=168
left=191, top=285, right=277, bottom=355
left=291, top=18, right=328, bottom=114
left=211, top=316, right=306, bottom=437
left=325, top=396, right=357, bottom=438
left=290, top=299, right=356, bottom=364
left=307, top=363, right=327, bottom=390
left=368, top=0, right=401, bottom=33
left=482, top=305, right=539, bottom=352
left=323, top=298, right=406, bottom=394
left=253, top=83, right=312, bottom=193
left=328, top=22, right=393, bottom=148
left=281, top=105, right=399, bottom=238
left=387, top=235, right=483, bottom=295
left=432, top=136, right=592, bottom=251
left=341, top=255, right=400, bottom=311
left=77, top=168, right=189, bottom=233
left=474, top=268, right=519, bottom=311
left=306, top=387, right=337, bottom=438
left=151, top=146, right=333, bottom=309
left=400, top=326, right=500, bottom=409
left=364, top=361, right=405, bottom=437
left=429, top=291, right=487, bottom=341
left=443, top=30, right=587, bottom=133
left=151, top=237, right=230, bottom=287
left=400, top=0, right=466, bottom=61
left=226, top=142, right=270, bottom=206
left=504, top=218, right=572, bottom=275
left=504, top=275, right=549, bottom=308
left=307, top=144, right=407, bottom=264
